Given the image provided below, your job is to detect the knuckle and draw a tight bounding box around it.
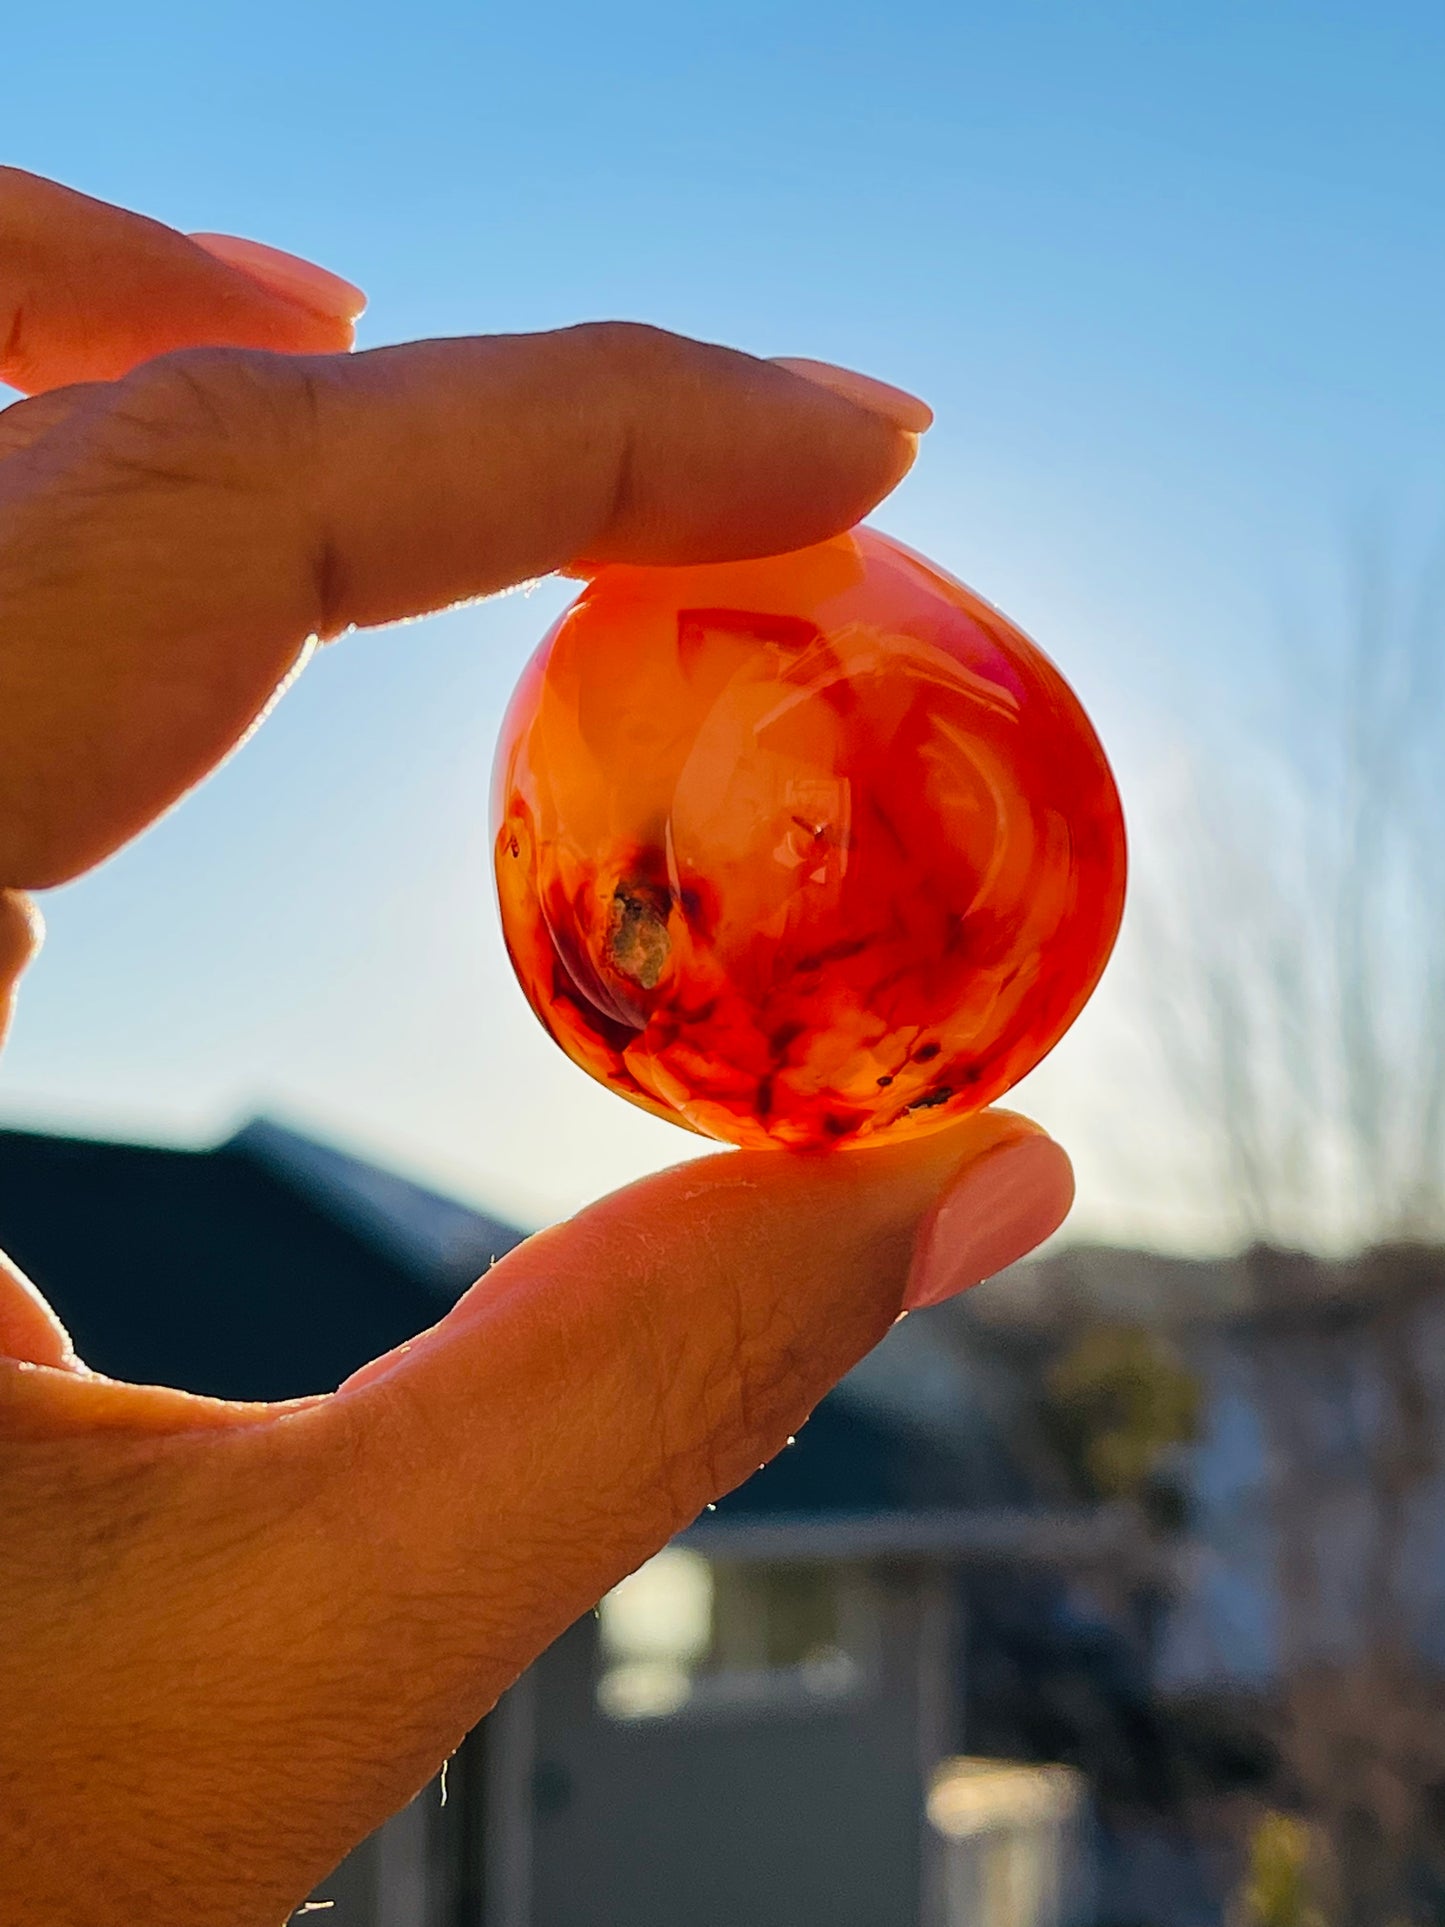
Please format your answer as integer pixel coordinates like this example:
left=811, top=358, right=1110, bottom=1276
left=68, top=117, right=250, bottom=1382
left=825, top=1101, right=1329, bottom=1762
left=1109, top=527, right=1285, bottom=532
left=0, top=345, right=319, bottom=889
left=567, top=319, right=689, bottom=385
left=102, top=346, right=308, bottom=487
left=558, top=322, right=698, bottom=541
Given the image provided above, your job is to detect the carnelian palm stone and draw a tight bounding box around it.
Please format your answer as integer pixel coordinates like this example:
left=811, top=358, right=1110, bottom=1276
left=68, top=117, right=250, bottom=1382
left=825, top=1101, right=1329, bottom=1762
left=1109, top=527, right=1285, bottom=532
left=493, top=527, right=1126, bottom=1150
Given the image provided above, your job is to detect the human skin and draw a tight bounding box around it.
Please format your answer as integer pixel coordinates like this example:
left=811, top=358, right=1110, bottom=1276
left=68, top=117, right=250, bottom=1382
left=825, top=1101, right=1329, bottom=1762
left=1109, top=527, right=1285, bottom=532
left=0, top=168, right=1075, bottom=1925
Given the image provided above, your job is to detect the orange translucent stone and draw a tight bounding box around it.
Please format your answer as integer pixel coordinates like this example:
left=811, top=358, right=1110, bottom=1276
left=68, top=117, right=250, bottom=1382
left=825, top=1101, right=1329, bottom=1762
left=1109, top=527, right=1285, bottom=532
left=492, top=528, right=1126, bottom=1150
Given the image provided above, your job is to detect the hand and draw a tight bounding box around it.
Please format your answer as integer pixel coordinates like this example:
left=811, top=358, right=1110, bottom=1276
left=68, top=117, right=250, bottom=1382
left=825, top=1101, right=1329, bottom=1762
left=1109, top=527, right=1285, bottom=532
left=0, top=168, right=1074, bottom=1926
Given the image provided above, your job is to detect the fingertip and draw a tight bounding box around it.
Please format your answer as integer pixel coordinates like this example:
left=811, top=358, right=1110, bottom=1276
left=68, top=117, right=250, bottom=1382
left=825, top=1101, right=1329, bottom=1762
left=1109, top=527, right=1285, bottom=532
left=904, top=1130, right=1073, bottom=1312
left=0, top=889, right=43, bottom=974
left=0, top=172, right=365, bottom=395
left=0, top=889, right=43, bottom=1052
left=769, top=357, right=935, bottom=435
left=562, top=330, right=927, bottom=572
left=189, top=232, right=368, bottom=328
left=883, top=425, right=921, bottom=488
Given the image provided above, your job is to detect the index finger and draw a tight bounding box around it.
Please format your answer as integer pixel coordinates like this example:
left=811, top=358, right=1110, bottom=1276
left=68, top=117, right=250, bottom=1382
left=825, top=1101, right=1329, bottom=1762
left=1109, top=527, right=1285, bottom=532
left=0, top=326, right=922, bottom=888
left=0, top=167, right=362, bottom=393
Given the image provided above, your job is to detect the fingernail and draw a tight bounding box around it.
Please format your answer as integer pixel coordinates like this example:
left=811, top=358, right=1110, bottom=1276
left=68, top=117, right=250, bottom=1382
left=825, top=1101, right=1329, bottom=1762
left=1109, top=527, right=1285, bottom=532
left=770, top=357, right=934, bottom=434
left=905, top=1132, right=1074, bottom=1311
left=189, top=232, right=367, bottom=323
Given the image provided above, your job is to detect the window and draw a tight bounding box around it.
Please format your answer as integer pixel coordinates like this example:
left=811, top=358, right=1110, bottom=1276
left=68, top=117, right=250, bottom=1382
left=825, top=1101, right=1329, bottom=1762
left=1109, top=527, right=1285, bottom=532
left=597, top=1549, right=873, bottom=1720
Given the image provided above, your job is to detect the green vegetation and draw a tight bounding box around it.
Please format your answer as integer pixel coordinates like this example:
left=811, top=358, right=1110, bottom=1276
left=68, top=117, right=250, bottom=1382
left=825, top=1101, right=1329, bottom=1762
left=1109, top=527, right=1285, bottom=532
left=1235, top=1812, right=1326, bottom=1927
left=1042, top=1323, right=1202, bottom=1511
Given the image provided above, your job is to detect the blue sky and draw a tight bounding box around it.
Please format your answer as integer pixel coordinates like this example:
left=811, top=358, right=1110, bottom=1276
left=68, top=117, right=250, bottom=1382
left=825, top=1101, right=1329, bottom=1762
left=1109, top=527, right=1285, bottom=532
left=3, top=1, right=1442, bottom=1244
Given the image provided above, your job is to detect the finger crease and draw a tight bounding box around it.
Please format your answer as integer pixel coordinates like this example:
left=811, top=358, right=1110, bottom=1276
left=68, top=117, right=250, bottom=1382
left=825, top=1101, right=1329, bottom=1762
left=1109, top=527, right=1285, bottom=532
left=604, top=417, right=639, bottom=545
left=312, top=532, right=350, bottom=641
left=0, top=304, right=27, bottom=387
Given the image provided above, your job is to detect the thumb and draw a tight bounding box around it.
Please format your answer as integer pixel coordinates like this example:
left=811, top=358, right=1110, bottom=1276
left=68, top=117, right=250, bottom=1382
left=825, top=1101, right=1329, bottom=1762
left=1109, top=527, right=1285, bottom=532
left=324, top=1108, right=1072, bottom=1701
left=0, top=1110, right=1070, bottom=1922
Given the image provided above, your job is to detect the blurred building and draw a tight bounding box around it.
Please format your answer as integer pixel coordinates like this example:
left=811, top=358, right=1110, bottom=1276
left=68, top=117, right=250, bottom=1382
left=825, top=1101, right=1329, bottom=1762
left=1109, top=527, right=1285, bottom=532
left=963, top=1241, right=1445, bottom=1695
